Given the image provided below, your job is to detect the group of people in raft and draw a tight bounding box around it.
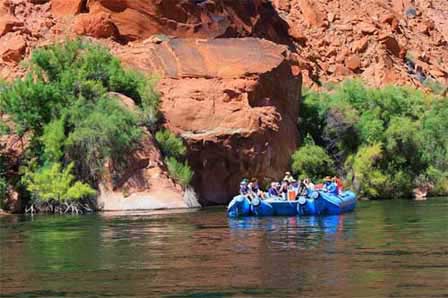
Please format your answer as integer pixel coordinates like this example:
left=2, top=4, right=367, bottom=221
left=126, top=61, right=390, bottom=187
left=239, top=172, right=344, bottom=201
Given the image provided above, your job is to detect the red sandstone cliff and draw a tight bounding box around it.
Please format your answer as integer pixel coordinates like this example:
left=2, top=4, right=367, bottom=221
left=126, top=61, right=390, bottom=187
left=0, top=0, right=447, bottom=209
left=271, top=0, right=447, bottom=89
left=117, top=38, right=301, bottom=204
left=1, top=0, right=447, bottom=86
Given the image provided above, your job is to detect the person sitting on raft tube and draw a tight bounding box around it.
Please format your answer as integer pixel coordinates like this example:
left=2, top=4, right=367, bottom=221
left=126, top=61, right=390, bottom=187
left=248, top=178, right=264, bottom=198
left=283, top=171, right=295, bottom=183
left=279, top=180, right=289, bottom=200
left=323, top=176, right=339, bottom=195
left=267, top=182, right=279, bottom=197
left=290, top=178, right=299, bottom=192
left=288, top=178, right=300, bottom=200
left=303, top=178, right=315, bottom=192
left=298, top=178, right=309, bottom=196
left=240, top=178, right=249, bottom=196
left=333, top=176, right=344, bottom=193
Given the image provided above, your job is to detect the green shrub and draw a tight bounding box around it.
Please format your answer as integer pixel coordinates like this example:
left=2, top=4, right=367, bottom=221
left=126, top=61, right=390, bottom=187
left=0, top=39, right=159, bottom=135
left=41, top=119, right=65, bottom=163
left=22, top=162, right=95, bottom=203
left=0, top=177, right=6, bottom=208
left=0, top=175, right=6, bottom=209
left=0, top=121, right=10, bottom=135
left=0, top=39, right=160, bottom=203
left=165, top=157, right=193, bottom=187
left=291, top=143, right=335, bottom=180
left=65, top=98, right=142, bottom=180
left=155, top=129, right=187, bottom=159
left=155, top=129, right=193, bottom=187
left=423, top=78, right=447, bottom=95
left=345, top=144, right=387, bottom=198
left=138, top=78, right=160, bottom=129
left=0, top=77, right=63, bottom=135
left=426, top=166, right=448, bottom=196
left=297, top=80, right=448, bottom=198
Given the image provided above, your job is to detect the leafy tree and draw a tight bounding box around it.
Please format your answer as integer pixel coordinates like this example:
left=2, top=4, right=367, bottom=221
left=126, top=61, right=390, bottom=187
left=291, top=141, right=335, bottom=180
left=0, top=78, right=62, bottom=135
left=41, top=119, right=65, bottom=163
left=296, top=80, right=448, bottom=198
left=426, top=166, right=448, bottom=196
left=356, top=111, right=384, bottom=144
left=0, top=39, right=162, bottom=206
left=345, top=144, right=387, bottom=198
left=22, top=162, right=95, bottom=203
left=65, top=98, right=142, bottom=181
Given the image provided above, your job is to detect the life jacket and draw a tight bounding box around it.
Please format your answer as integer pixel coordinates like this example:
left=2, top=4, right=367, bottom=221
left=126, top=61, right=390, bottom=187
left=315, top=183, right=323, bottom=190
left=335, top=178, right=344, bottom=192
left=288, top=189, right=297, bottom=201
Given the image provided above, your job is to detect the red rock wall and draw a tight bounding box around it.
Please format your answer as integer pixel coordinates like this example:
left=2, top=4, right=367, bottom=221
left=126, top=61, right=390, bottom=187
left=50, top=0, right=291, bottom=45
left=271, top=0, right=448, bottom=88
left=118, top=38, right=301, bottom=204
left=1, top=0, right=447, bottom=208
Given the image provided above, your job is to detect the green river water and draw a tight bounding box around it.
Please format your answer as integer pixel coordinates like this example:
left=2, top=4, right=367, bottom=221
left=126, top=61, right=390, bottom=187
left=1, top=198, right=447, bottom=298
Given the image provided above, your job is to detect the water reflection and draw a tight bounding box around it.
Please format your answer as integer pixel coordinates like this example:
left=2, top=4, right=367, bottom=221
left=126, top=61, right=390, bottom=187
left=1, top=199, right=447, bottom=298
left=228, top=214, right=355, bottom=249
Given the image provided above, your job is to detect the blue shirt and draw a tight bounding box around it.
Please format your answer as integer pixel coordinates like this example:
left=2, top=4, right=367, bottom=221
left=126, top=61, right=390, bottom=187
left=249, top=183, right=259, bottom=193
left=268, top=187, right=278, bottom=197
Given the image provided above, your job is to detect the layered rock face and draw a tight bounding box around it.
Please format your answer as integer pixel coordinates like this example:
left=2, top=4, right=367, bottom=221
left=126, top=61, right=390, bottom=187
left=53, top=0, right=291, bottom=44
left=271, top=0, right=448, bottom=88
left=118, top=38, right=301, bottom=204
left=1, top=0, right=447, bottom=88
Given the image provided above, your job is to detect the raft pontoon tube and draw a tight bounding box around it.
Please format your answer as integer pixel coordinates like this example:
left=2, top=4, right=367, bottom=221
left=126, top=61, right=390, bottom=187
left=227, top=191, right=357, bottom=217
left=227, top=195, right=251, bottom=217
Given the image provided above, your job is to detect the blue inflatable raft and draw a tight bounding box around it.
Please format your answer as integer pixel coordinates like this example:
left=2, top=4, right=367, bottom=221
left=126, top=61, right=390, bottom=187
left=296, top=191, right=357, bottom=216
left=227, top=195, right=251, bottom=218
left=227, top=191, right=357, bottom=217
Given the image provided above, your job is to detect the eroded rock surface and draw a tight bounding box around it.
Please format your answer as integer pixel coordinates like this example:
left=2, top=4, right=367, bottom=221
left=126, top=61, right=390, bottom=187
left=2, top=0, right=447, bottom=87
left=271, top=0, right=448, bottom=88
left=118, top=38, right=301, bottom=204
left=54, top=0, right=290, bottom=44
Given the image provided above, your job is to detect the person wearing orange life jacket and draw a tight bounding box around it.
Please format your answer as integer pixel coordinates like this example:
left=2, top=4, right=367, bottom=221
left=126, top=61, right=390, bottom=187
left=333, top=176, right=344, bottom=193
